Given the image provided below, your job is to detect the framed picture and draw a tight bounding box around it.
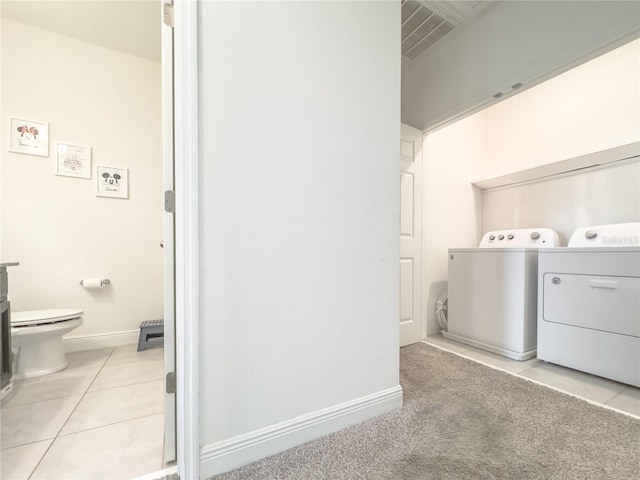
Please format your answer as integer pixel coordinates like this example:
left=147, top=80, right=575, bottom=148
left=9, top=117, right=49, bottom=157
left=96, top=165, right=128, bottom=199
left=55, top=142, right=92, bottom=178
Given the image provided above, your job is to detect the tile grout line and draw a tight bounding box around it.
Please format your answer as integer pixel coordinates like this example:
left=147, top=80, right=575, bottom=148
left=604, top=388, right=640, bottom=415
left=87, top=375, right=165, bottom=394
left=600, top=387, right=630, bottom=407
left=605, top=387, right=636, bottom=406
left=26, top=347, right=116, bottom=480
left=57, top=411, right=165, bottom=439
left=0, top=438, right=54, bottom=452
left=87, top=352, right=165, bottom=392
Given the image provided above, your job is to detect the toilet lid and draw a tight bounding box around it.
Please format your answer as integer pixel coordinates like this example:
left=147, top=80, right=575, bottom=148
left=12, top=308, right=84, bottom=326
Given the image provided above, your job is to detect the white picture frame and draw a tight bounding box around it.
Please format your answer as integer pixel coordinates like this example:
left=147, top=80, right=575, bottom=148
left=55, top=142, right=92, bottom=178
left=9, top=117, right=49, bottom=157
left=96, top=165, right=128, bottom=199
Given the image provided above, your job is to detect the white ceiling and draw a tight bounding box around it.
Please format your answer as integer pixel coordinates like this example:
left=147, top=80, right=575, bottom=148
left=1, top=0, right=491, bottom=65
left=1, top=0, right=162, bottom=63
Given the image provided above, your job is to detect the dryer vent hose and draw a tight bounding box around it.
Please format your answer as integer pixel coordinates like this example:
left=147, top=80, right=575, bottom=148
left=435, top=289, right=448, bottom=331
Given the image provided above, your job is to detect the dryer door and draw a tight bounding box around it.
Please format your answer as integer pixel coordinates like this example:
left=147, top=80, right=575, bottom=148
left=542, top=273, right=640, bottom=337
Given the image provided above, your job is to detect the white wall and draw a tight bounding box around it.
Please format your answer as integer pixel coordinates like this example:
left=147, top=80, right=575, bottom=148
left=402, top=0, right=640, bottom=132
left=421, top=37, right=640, bottom=336
left=0, top=19, right=163, bottom=341
left=422, top=114, right=484, bottom=336
left=482, top=159, right=640, bottom=245
left=198, top=1, right=400, bottom=475
left=481, top=38, right=640, bottom=179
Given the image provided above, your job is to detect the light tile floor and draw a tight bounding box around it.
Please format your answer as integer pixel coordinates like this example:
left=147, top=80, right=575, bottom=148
left=0, top=345, right=166, bottom=480
left=424, top=333, right=640, bottom=417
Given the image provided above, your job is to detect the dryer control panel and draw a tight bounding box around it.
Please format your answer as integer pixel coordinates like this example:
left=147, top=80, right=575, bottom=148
left=568, top=222, right=640, bottom=247
left=479, top=228, right=560, bottom=248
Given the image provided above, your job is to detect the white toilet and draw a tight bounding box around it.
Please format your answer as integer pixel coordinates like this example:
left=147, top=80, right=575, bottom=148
left=11, top=309, right=83, bottom=379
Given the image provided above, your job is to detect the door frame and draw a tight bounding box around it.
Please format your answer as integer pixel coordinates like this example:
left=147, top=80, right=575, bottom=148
left=399, top=124, right=424, bottom=347
left=172, top=1, right=199, bottom=478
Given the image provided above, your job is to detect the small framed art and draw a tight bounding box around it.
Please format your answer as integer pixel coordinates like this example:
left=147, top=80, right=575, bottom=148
left=9, top=117, right=49, bottom=157
left=96, top=165, right=128, bottom=199
left=56, top=142, right=92, bottom=178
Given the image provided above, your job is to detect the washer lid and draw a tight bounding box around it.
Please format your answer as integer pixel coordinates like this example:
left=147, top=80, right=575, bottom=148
left=12, top=308, right=83, bottom=326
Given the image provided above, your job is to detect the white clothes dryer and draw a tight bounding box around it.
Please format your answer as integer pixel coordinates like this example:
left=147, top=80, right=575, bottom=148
left=537, top=222, right=640, bottom=387
left=445, top=228, right=560, bottom=360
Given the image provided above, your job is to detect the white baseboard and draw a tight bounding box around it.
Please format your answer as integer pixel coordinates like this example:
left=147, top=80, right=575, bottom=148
left=63, top=329, right=139, bottom=353
left=200, top=385, right=403, bottom=478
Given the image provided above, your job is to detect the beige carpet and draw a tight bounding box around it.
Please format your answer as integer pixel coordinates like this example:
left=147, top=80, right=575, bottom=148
left=170, top=343, right=640, bottom=479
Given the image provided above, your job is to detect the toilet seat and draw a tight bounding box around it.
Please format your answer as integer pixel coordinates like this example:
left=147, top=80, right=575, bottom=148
left=12, top=308, right=83, bottom=327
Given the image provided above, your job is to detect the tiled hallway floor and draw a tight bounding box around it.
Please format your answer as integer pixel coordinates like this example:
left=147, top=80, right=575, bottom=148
left=424, top=333, right=640, bottom=417
left=1, top=345, right=166, bottom=480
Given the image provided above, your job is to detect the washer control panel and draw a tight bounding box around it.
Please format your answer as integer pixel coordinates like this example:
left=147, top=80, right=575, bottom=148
left=480, top=228, right=560, bottom=248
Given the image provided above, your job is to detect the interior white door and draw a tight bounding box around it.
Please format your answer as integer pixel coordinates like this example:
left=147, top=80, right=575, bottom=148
left=161, top=5, right=176, bottom=463
left=400, top=124, right=423, bottom=347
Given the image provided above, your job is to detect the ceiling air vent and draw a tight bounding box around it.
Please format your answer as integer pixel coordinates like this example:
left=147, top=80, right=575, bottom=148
left=402, top=1, right=491, bottom=61
left=402, top=0, right=455, bottom=60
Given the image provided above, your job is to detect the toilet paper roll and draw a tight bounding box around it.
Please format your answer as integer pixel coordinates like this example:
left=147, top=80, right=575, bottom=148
left=81, top=279, right=104, bottom=289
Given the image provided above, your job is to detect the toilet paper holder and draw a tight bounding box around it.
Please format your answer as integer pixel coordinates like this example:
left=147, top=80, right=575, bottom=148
left=79, top=279, right=111, bottom=287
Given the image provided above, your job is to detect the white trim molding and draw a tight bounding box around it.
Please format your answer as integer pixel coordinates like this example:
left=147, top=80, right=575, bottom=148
left=472, top=142, right=640, bottom=191
left=174, top=0, right=200, bottom=479
left=63, top=329, right=138, bottom=353
left=200, top=386, right=403, bottom=478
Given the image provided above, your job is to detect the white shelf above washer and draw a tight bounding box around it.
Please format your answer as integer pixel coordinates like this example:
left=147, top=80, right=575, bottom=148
left=472, top=141, right=640, bottom=191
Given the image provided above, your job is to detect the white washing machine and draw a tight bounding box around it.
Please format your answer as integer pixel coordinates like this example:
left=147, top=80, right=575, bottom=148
left=538, top=222, right=640, bottom=387
left=444, top=228, right=560, bottom=360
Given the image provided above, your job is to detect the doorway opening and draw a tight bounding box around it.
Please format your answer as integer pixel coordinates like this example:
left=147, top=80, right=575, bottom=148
left=0, top=2, right=177, bottom=478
